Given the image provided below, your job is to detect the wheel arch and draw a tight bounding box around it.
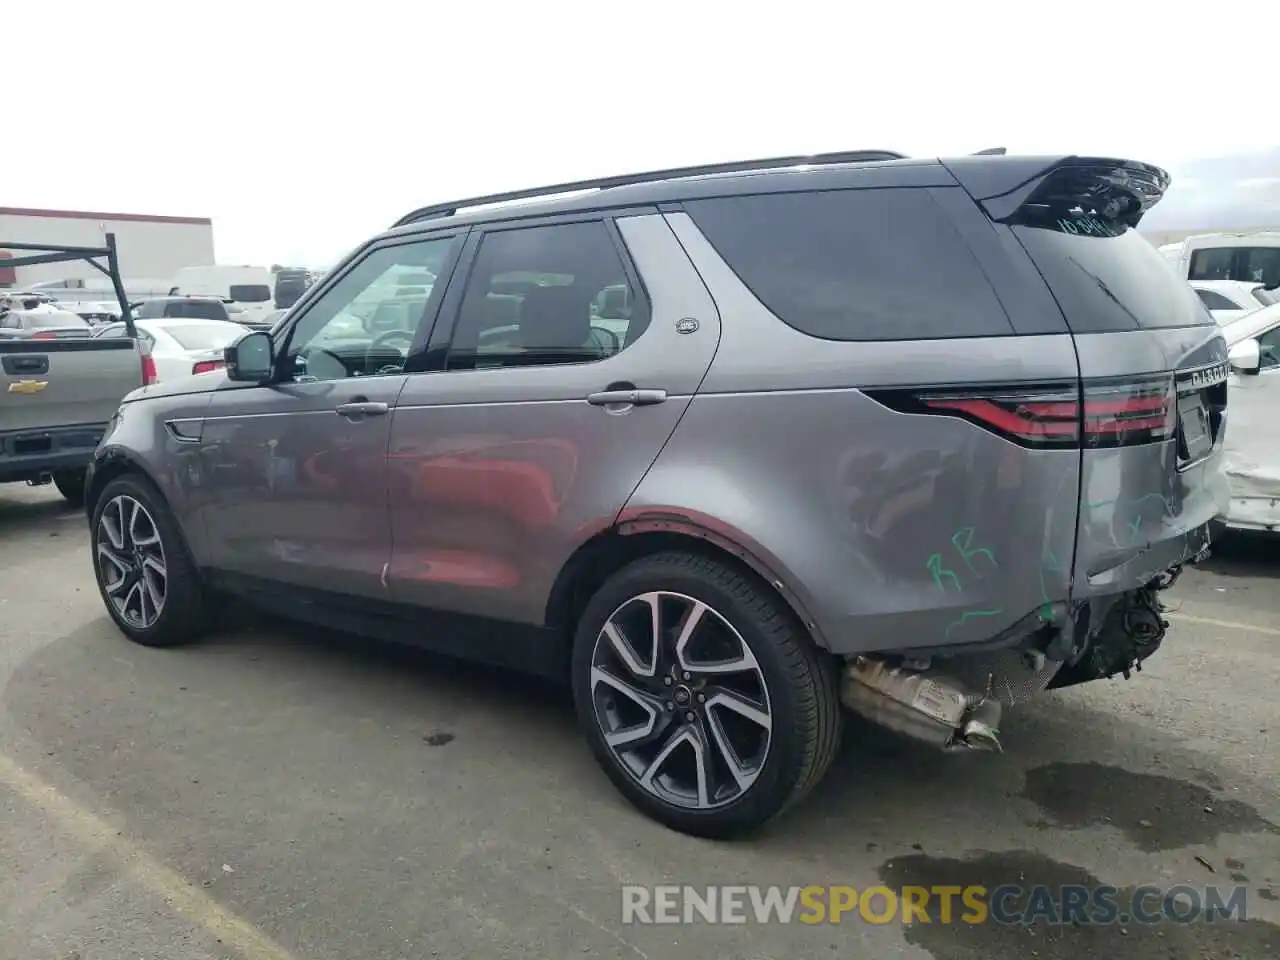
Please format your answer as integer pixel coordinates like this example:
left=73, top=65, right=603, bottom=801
left=85, top=447, right=166, bottom=518
left=543, top=516, right=830, bottom=651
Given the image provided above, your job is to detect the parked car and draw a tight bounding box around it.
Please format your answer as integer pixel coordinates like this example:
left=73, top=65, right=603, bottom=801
left=0, top=298, right=95, bottom=339
left=83, top=150, right=1228, bottom=838
left=1222, top=303, right=1280, bottom=533
left=2, top=236, right=151, bottom=505
left=1189, top=279, right=1274, bottom=323
left=92, top=317, right=250, bottom=381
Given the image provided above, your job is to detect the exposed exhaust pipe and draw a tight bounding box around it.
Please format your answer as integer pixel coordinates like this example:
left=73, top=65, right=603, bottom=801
left=840, top=657, right=1004, bottom=752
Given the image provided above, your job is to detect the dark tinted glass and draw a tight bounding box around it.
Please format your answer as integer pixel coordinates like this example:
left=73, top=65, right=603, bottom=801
left=165, top=300, right=230, bottom=321
left=1190, top=246, right=1280, bottom=286
left=1014, top=220, right=1214, bottom=333
left=229, top=284, right=271, bottom=303
left=684, top=188, right=1013, bottom=340
left=446, top=221, right=649, bottom=370
left=1195, top=289, right=1239, bottom=310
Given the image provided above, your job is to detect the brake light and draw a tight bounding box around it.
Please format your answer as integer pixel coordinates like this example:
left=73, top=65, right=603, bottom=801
left=192, top=360, right=224, bottom=375
left=872, top=376, right=1176, bottom=450
left=31, top=330, right=56, bottom=340
left=137, top=338, right=158, bottom=385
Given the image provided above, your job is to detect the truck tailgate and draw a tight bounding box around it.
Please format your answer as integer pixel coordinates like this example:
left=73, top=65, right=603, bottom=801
left=1, top=339, right=142, bottom=432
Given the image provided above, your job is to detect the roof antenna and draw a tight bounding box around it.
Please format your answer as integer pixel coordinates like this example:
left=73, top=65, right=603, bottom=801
left=973, top=146, right=1007, bottom=155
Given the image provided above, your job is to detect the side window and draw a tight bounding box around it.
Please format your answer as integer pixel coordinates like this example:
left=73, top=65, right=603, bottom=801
left=444, top=220, right=649, bottom=371
left=685, top=188, right=1013, bottom=340
left=1195, top=289, right=1239, bottom=311
left=97, top=323, right=127, bottom=338
left=282, top=236, right=457, bottom=383
left=1188, top=248, right=1235, bottom=281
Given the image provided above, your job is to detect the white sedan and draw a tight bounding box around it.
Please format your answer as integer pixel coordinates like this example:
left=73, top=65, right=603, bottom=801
left=1190, top=280, right=1278, bottom=324
left=1223, top=302, right=1280, bottom=533
left=92, top=317, right=251, bottom=381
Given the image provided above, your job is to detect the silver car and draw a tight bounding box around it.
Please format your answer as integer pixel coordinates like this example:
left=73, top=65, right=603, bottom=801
left=83, top=149, right=1230, bottom=837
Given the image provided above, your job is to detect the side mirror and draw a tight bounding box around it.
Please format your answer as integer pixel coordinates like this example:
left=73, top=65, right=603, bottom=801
left=225, top=330, right=274, bottom=382
left=1227, top=337, right=1261, bottom=375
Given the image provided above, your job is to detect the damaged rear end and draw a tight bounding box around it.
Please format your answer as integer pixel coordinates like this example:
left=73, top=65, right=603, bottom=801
left=842, top=156, right=1229, bottom=750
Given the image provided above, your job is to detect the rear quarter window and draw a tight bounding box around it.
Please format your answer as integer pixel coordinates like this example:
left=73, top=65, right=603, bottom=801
left=1013, top=217, right=1213, bottom=333
left=684, top=188, right=1014, bottom=340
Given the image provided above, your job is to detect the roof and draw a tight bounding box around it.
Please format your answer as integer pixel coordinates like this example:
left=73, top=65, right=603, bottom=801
left=385, top=156, right=950, bottom=238
left=0, top=206, right=212, bottom=226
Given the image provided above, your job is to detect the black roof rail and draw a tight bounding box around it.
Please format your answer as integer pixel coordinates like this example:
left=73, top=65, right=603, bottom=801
left=392, top=148, right=909, bottom=227
left=972, top=146, right=1007, bottom=156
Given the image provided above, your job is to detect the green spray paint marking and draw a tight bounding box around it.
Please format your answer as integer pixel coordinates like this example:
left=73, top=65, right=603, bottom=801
left=927, top=554, right=962, bottom=593
left=944, top=608, right=1006, bottom=640
left=951, top=526, right=998, bottom=575
left=1038, top=547, right=1065, bottom=622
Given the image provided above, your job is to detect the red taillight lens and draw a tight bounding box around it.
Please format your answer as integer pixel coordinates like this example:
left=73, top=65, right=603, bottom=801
left=192, top=360, right=224, bottom=375
left=31, top=330, right=56, bottom=340
left=1078, top=378, right=1176, bottom=448
left=140, top=354, right=158, bottom=385
left=875, top=376, right=1176, bottom=450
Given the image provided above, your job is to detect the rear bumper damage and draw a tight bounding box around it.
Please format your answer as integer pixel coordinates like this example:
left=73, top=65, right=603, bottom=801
left=839, top=529, right=1219, bottom=752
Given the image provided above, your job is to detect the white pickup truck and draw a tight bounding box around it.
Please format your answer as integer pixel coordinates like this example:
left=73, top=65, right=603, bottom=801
left=1, top=237, right=151, bottom=505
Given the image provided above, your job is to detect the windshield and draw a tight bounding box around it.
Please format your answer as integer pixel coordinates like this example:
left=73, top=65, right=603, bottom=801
left=229, top=283, right=271, bottom=303
left=162, top=322, right=246, bottom=350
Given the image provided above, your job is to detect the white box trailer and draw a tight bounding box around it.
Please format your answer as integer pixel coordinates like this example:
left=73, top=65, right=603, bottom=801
left=0, top=206, right=214, bottom=289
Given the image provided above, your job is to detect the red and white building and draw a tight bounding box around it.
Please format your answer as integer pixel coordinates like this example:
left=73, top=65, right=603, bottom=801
left=0, top=207, right=215, bottom=289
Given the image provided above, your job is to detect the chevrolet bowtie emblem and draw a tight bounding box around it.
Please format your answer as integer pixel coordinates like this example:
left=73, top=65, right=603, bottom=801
left=7, top=379, right=49, bottom=395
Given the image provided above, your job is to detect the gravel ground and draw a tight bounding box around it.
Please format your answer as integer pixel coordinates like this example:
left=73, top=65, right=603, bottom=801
left=2, top=483, right=1277, bottom=960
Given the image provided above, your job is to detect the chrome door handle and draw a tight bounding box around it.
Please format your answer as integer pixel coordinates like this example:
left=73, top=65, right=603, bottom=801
left=335, top=400, right=389, bottom=418
left=587, top=388, right=667, bottom=407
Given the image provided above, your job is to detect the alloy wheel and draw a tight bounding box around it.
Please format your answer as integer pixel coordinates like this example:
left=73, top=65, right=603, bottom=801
left=589, top=591, right=773, bottom=810
left=96, top=495, right=168, bottom=629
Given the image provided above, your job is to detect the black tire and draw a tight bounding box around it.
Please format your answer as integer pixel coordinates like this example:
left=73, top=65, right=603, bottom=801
left=571, top=551, right=842, bottom=839
left=89, top=473, right=211, bottom=648
left=52, top=468, right=87, bottom=507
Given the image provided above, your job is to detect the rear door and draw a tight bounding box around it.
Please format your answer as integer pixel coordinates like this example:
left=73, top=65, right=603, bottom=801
left=385, top=212, right=722, bottom=626
left=993, top=160, right=1230, bottom=596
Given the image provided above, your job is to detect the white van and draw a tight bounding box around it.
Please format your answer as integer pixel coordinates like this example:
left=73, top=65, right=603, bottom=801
left=169, top=265, right=275, bottom=323
left=1159, top=232, right=1280, bottom=288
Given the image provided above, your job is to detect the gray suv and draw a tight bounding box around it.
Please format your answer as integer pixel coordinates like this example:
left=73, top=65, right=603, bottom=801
left=83, top=150, right=1230, bottom=837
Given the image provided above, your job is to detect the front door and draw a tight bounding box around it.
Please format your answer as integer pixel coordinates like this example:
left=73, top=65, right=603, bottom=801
left=197, top=233, right=463, bottom=597
left=386, top=213, right=722, bottom=625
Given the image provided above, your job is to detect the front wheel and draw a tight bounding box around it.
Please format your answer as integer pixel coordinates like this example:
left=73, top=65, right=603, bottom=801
left=90, top=474, right=211, bottom=647
left=571, top=551, right=842, bottom=838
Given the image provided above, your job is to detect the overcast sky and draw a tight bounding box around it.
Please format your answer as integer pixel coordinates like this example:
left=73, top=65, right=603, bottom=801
left=8, top=1, right=1276, bottom=266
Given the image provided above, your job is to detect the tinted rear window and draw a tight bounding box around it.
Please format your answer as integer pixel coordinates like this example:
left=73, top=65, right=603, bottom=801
left=1012, top=217, right=1213, bottom=333
left=165, top=300, right=229, bottom=321
left=684, top=188, right=1014, bottom=340
left=229, top=283, right=271, bottom=303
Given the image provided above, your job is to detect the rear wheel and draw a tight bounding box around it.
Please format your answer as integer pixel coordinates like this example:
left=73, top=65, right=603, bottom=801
left=52, top=468, right=87, bottom=507
left=90, top=474, right=211, bottom=647
left=571, top=551, right=842, bottom=838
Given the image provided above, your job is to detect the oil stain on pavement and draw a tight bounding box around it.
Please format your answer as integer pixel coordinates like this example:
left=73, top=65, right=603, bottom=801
left=1022, top=762, right=1279, bottom=852
left=879, top=849, right=1280, bottom=960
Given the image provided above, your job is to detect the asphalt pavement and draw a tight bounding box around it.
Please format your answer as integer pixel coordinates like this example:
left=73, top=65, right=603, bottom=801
left=2, top=483, right=1277, bottom=960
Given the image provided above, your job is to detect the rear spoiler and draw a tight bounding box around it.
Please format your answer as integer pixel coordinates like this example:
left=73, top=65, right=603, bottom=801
left=942, top=156, right=1172, bottom=229
left=0, top=233, right=137, bottom=337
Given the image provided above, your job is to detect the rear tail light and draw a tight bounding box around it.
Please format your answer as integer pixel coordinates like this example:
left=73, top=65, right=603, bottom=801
left=192, top=360, right=225, bottom=375
left=871, top=376, right=1176, bottom=450
left=138, top=339, right=158, bottom=385
left=31, top=330, right=56, bottom=340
